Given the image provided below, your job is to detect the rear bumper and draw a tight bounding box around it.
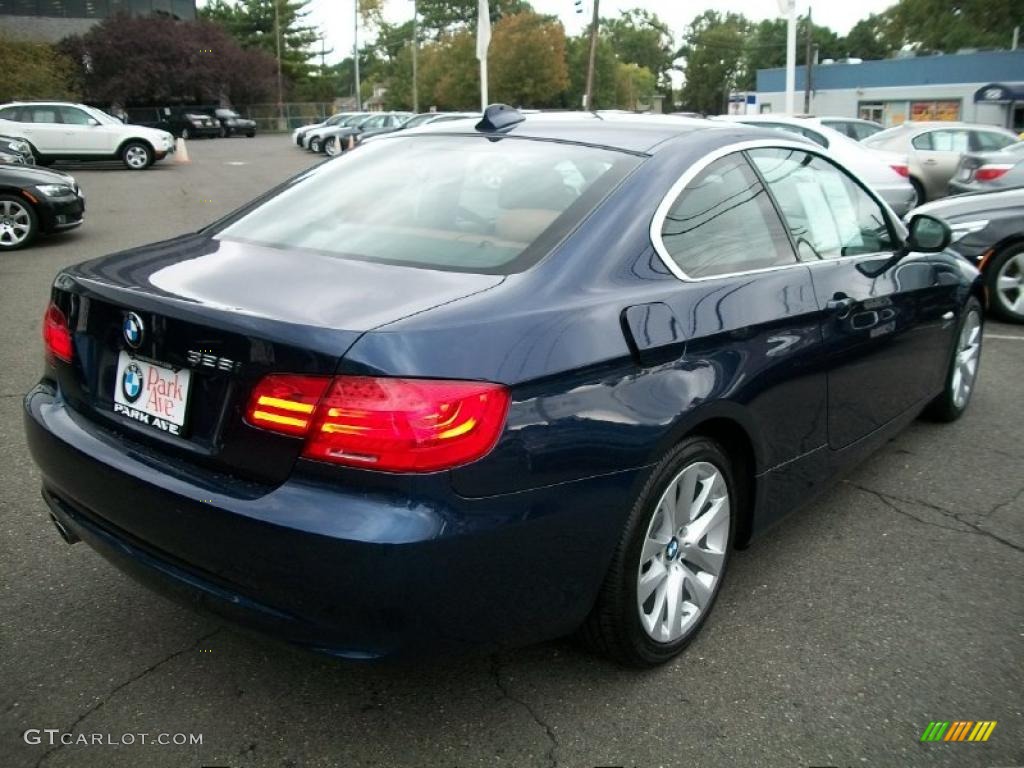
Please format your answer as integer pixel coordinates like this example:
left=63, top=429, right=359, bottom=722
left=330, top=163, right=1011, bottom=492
left=24, top=383, right=642, bottom=658
left=875, top=182, right=916, bottom=217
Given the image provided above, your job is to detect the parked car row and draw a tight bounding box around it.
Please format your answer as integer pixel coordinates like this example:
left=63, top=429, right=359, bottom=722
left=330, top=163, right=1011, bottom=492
left=125, top=106, right=257, bottom=140
left=292, top=111, right=476, bottom=156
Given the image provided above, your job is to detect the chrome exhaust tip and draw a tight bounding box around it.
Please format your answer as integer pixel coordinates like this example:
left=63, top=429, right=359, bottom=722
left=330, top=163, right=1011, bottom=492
left=48, top=512, right=80, bottom=545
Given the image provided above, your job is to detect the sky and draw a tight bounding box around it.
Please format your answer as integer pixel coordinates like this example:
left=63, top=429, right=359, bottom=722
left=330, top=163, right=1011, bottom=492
left=205, top=0, right=901, bottom=74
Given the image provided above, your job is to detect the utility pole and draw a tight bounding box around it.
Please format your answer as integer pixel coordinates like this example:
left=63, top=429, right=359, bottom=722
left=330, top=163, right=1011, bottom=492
left=273, top=0, right=284, bottom=125
left=412, top=0, right=419, bottom=113
left=1013, top=26, right=1020, bottom=50
left=584, top=0, right=600, bottom=111
left=354, top=0, right=362, bottom=110
left=803, top=7, right=813, bottom=114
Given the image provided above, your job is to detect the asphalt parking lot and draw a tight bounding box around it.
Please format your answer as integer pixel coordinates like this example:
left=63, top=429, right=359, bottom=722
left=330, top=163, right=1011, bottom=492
left=1, top=136, right=1022, bottom=768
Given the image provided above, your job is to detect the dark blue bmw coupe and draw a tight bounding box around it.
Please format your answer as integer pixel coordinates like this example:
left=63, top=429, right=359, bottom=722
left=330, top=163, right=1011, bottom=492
left=25, top=107, right=984, bottom=666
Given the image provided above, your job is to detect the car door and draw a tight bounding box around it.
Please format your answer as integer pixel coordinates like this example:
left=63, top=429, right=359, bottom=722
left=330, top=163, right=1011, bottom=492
left=911, top=128, right=970, bottom=198
left=652, top=149, right=828, bottom=480
left=748, top=147, right=953, bottom=450
left=58, top=106, right=112, bottom=154
left=19, top=105, right=67, bottom=154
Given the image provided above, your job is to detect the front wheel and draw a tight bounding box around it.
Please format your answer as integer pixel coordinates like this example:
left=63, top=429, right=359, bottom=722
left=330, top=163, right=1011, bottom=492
left=925, top=298, right=983, bottom=422
left=309, top=137, right=321, bottom=153
left=181, top=127, right=191, bottom=140
left=581, top=436, right=736, bottom=667
left=986, top=244, right=1024, bottom=323
left=324, top=136, right=341, bottom=157
left=0, top=195, right=39, bottom=251
left=121, top=141, right=152, bottom=170
left=246, top=131, right=255, bottom=138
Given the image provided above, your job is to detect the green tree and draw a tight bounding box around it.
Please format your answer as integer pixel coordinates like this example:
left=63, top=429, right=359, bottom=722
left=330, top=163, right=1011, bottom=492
left=603, top=9, right=674, bottom=91
left=0, top=35, right=77, bottom=102
left=839, top=14, right=899, bottom=60
left=199, top=0, right=319, bottom=84
left=614, top=62, right=656, bottom=110
left=417, top=0, right=534, bottom=38
left=489, top=11, right=569, bottom=107
left=678, top=10, right=750, bottom=114
left=563, top=30, right=617, bottom=109
left=878, top=0, right=1024, bottom=52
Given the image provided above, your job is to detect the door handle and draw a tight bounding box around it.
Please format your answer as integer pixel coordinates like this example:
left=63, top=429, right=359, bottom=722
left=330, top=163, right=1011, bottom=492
left=826, top=296, right=855, bottom=317
left=923, top=158, right=937, bottom=165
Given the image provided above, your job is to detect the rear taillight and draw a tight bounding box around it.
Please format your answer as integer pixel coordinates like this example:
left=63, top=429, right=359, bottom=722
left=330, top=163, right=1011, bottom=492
left=43, top=302, right=72, bottom=363
left=974, top=164, right=1011, bottom=182
left=245, top=375, right=510, bottom=472
left=245, top=374, right=330, bottom=436
left=890, top=163, right=910, bottom=178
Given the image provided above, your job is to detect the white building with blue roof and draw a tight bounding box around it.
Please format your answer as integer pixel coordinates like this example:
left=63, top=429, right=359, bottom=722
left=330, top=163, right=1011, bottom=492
left=754, top=49, right=1024, bottom=132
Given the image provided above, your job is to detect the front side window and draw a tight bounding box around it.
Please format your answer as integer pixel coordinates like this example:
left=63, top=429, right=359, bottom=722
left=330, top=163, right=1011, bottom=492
left=749, top=148, right=894, bottom=261
left=913, top=130, right=969, bottom=152
left=658, top=153, right=796, bottom=278
left=59, top=107, right=92, bottom=125
left=972, top=131, right=1016, bottom=151
left=217, top=136, right=638, bottom=273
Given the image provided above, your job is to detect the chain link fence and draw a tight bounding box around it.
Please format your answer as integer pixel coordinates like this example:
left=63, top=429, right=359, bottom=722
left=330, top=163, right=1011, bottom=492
left=235, top=103, right=342, bottom=133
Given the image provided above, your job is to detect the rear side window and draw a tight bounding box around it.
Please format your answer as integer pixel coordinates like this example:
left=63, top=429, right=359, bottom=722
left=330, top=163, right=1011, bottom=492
left=217, top=136, right=638, bottom=273
left=749, top=148, right=894, bottom=260
left=657, top=153, right=796, bottom=278
left=59, top=107, right=92, bottom=125
left=26, top=106, right=60, bottom=124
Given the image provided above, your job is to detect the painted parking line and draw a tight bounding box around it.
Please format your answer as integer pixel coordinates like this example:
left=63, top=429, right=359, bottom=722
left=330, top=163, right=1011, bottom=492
left=985, top=333, right=1024, bottom=341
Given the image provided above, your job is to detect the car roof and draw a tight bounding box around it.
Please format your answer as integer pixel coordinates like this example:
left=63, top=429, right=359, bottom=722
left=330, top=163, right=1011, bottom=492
left=398, top=111, right=726, bottom=153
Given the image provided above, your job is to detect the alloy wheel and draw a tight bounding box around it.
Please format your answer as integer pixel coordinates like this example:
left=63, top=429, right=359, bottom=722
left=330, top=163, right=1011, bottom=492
left=310, top=138, right=321, bottom=152
left=951, top=309, right=981, bottom=409
left=636, top=461, right=730, bottom=643
left=125, top=145, right=149, bottom=169
left=325, top=138, right=340, bottom=157
left=181, top=128, right=190, bottom=140
left=994, top=252, right=1024, bottom=320
left=0, top=199, right=32, bottom=247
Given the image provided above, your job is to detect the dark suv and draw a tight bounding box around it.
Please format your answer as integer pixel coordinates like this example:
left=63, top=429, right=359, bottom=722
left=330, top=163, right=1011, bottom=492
left=209, top=109, right=256, bottom=138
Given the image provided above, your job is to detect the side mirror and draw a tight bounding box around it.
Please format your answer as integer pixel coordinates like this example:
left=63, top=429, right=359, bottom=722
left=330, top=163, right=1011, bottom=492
left=905, top=214, right=951, bottom=253
left=87, top=118, right=100, bottom=126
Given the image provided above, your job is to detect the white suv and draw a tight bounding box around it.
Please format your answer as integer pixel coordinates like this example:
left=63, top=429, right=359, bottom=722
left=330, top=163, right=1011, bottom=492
left=0, top=102, right=175, bottom=170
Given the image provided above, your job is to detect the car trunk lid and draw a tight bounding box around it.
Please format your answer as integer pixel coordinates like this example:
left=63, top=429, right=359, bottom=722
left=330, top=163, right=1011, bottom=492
left=53, top=234, right=503, bottom=485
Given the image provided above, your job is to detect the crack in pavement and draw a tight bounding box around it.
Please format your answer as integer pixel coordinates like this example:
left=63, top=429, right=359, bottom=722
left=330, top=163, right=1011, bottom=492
left=844, top=481, right=1024, bottom=554
left=34, top=628, right=221, bottom=768
left=489, top=654, right=558, bottom=768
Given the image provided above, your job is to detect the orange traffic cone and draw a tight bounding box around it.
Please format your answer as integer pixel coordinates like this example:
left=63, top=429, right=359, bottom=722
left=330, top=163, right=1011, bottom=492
left=347, top=134, right=354, bottom=151
left=174, top=138, right=190, bottom=164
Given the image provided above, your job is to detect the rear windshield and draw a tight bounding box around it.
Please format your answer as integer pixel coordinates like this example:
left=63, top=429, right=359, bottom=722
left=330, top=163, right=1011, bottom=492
left=216, top=135, right=639, bottom=273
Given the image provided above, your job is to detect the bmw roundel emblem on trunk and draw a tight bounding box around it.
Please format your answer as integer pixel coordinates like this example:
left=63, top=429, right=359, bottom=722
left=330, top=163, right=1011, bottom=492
left=123, top=312, right=144, bottom=349
left=121, top=363, right=143, bottom=403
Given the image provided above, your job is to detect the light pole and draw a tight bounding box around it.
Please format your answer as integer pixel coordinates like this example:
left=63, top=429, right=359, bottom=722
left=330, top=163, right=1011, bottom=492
left=584, top=0, right=600, bottom=111
left=354, top=0, right=362, bottom=110
left=778, top=0, right=797, bottom=115
left=273, top=0, right=284, bottom=125
left=411, top=0, right=419, bottom=113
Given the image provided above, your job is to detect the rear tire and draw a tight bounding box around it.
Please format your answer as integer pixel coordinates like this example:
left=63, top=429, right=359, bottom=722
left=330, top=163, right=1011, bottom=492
left=324, top=136, right=341, bottom=157
left=581, top=436, right=736, bottom=667
left=0, top=195, right=39, bottom=251
left=985, top=244, right=1024, bottom=323
left=309, top=137, right=321, bottom=153
left=181, top=127, right=191, bottom=140
left=909, top=177, right=926, bottom=207
left=925, top=298, right=983, bottom=422
left=246, top=131, right=255, bottom=138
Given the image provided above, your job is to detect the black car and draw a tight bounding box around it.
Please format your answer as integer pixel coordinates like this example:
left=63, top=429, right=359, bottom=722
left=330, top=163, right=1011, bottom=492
left=912, top=187, right=1024, bottom=323
left=0, top=164, right=84, bottom=250
left=24, top=108, right=983, bottom=665
left=209, top=108, right=256, bottom=138
left=171, top=110, right=221, bottom=140
left=1, top=133, right=34, bottom=165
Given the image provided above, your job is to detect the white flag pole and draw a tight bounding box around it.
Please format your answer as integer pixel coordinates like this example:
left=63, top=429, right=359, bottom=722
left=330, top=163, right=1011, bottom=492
left=477, top=0, right=491, bottom=111
left=778, top=0, right=797, bottom=114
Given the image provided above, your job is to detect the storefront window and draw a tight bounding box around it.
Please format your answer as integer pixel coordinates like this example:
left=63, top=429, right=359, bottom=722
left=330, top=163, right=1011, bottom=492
left=910, top=100, right=960, bottom=121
